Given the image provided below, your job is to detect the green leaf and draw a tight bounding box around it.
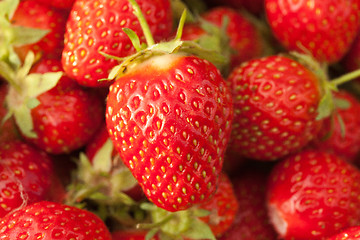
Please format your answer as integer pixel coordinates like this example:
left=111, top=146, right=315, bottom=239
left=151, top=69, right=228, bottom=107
left=111, top=167, right=138, bottom=193
left=13, top=101, right=36, bottom=138
left=182, top=218, right=216, bottom=240
left=0, top=0, right=19, bottom=19
left=336, top=113, right=346, bottom=139
left=316, top=90, right=334, bottom=120
left=146, top=228, right=159, bottom=240
left=123, top=28, right=142, bottom=52
left=192, top=208, right=211, bottom=218
left=334, top=98, right=350, bottom=110
left=25, top=71, right=62, bottom=98
left=92, top=138, right=114, bottom=172
left=12, top=26, right=49, bottom=46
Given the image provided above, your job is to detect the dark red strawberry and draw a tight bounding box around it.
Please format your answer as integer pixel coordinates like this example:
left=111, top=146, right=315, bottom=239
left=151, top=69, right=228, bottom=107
left=344, top=34, right=360, bottom=82
left=16, top=58, right=105, bottom=154
left=11, top=0, right=67, bottom=61
left=265, top=0, right=360, bottom=63
left=34, top=0, right=75, bottom=10
left=220, top=163, right=277, bottom=240
left=328, top=226, right=360, bottom=240
left=267, top=150, right=360, bottom=239
left=0, top=201, right=112, bottom=239
left=227, top=55, right=323, bottom=161
left=62, top=0, right=173, bottom=87
left=312, top=90, right=360, bottom=162
left=106, top=53, right=233, bottom=212
left=206, top=0, right=265, bottom=15
left=0, top=140, right=55, bottom=218
left=112, top=230, right=159, bottom=240
left=198, top=173, right=239, bottom=237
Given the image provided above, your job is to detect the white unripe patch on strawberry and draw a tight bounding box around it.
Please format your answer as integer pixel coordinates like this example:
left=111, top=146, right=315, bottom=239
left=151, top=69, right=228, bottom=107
left=268, top=203, right=288, bottom=237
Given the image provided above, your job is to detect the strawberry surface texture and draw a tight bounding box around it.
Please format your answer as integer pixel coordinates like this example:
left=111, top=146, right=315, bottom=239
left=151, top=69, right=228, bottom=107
left=0, top=0, right=360, bottom=239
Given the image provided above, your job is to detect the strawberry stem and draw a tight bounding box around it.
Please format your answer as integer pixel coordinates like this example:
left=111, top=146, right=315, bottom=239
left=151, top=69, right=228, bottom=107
left=330, top=68, right=360, bottom=87
left=174, top=10, right=187, bottom=41
left=128, top=0, right=155, bottom=46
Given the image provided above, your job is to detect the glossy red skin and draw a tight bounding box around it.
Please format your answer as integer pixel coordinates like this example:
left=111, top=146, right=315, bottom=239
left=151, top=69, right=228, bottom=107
left=228, top=55, right=323, bottom=161
left=25, top=58, right=104, bottom=154
left=267, top=150, right=360, bottom=240
left=220, top=164, right=277, bottom=240
left=312, top=90, right=360, bottom=163
left=11, top=0, right=67, bottom=61
left=34, top=0, right=75, bottom=9
left=62, top=0, right=173, bottom=87
left=206, top=0, right=265, bottom=15
left=344, top=34, right=360, bottom=81
left=201, top=7, right=263, bottom=69
left=112, top=230, right=158, bottom=240
left=106, top=54, right=233, bottom=212
left=199, top=173, right=239, bottom=237
left=265, top=0, right=360, bottom=63
left=328, top=226, right=360, bottom=240
left=0, top=141, right=54, bottom=218
left=0, top=201, right=112, bottom=239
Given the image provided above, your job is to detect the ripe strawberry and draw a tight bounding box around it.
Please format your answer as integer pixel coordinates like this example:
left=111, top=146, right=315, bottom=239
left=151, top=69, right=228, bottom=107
left=106, top=53, right=233, bottom=212
left=198, top=173, right=239, bottom=237
left=265, top=0, right=360, bottom=63
left=10, top=0, right=67, bottom=61
left=344, top=34, right=360, bottom=81
left=62, top=0, right=173, bottom=87
left=328, top=226, right=360, bottom=240
left=200, top=7, right=264, bottom=69
left=0, top=140, right=55, bottom=218
left=227, top=55, right=323, bottom=161
left=16, top=58, right=105, bottom=154
left=206, top=0, right=265, bottom=15
left=34, top=0, right=75, bottom=10
left=112, top=230, right=159, bottom=240
left=267, top=150, right=360, bottom=239
left=0, top=201, right=112, bottom=239
left=312, top=90, right=360, bottom=162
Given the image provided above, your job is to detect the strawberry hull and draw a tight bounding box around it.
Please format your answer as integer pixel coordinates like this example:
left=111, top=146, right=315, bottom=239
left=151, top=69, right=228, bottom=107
left=106, top=54, right=233, bottom=212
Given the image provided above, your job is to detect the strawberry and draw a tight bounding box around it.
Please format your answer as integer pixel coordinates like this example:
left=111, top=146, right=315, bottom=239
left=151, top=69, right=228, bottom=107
left=220, top=163, right=277, bottom=240
left=200, top=7, right=264, bottom=70
left=112, top=230, right=159, bottom=240
left=33, top=0, right=75, bottom=10
left=61, top=0, right=173, bottom=87
left=0, top=140, right=55, bottom=218
left=0, top=201, right=112, bottom=239
left=198, top=173, right=239, bottom=237
left=265, top=0, right=360, bottom=63
left=344, top=34, right=360, bottom=82
left=8, top=57, right=105, bottom=154
left=206, top=0, right=265, bottom=15
left=328, top=226, right=360, bottom=240
left=10, top=0, right=67, bottom=61
left=267, top=150, right=360, bottom=239
left=227, top=55, right=323, bottom=161
left=312, top=90, right=360, bottom=162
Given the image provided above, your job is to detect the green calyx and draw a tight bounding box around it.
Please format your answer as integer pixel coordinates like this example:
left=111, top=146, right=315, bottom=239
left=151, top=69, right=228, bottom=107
left=104, top=0, right=227, bottom=81
left=0, top=0, right=49, bottom=68
left=1, top=51, right=62, bottom=138
left=137, top=203, right=215, bottom=240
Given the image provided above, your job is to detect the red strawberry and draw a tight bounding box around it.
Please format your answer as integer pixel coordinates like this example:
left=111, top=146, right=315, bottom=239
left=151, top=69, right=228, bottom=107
left=312, top=90, right=360, bottom=162
left=106, top=53, right=233, bottom=212
left=328, top=226, right=360, bottom=240
left=267, top=150, right=360, bottom=239
left=206, top=0, right=265, bottom=15
left=220, top=163, right=277, bottom=240
left=344, top=34, right=360, bottom=81
left=33, top=0, right=75, bottom=10
left=227, top=55, right=323, bottom=161
left=112, top=230, right=159, bottom=240
left=10, top=0, right=67, bottom=61
left=0, top=140, right=55, bottom=218
left=265, top=0, right=360, bottom=63
left=0, top=201, right=112, bottom=239
left=61, top=0, right=173, bottom=87
left=201, top=7, right=264, bottom=69
left=17, top=58, right=105, bottom=154
left=198, top=173, right=239, bottom=237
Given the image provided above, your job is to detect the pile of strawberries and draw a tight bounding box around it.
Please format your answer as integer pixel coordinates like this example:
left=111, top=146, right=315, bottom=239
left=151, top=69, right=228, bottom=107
left=1, top=0, right=360, bottom=239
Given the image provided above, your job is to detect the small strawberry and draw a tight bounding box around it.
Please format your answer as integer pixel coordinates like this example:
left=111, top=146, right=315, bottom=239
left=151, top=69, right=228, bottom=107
left=227, top=55, right=323, bottom=161
left=0, top=201, right=112, bottom=239
left=5, top=56, right=105, bottom=154
left=265, top=0, right=360, bottom=63
left=312, top=90, right=360, bottom=162
left=62, top=0, right=173, bottom=87
left=198, top=173, right=239, bottom=238
left=10, top=0, right=67, bottom=61
left=220, top=163, right=277, bottom=240
left=267, top=150, right=360, bottom=239
left=328, top=226, right=360, bottom=240
left=0, top=140, right=55, bottom=218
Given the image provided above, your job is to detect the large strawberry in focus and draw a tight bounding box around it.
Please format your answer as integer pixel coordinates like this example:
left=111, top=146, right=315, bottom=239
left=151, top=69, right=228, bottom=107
left=328, top=226, right=360, bottom=240
left=62, top=0, right=173, bottom=87
left=0, top=201, right=112, bottom=239
left=228, top=55, right=323, bottom=161
left=265, top=0, right=360, bottom=63
left=267, top=150, right=360, bottom=239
